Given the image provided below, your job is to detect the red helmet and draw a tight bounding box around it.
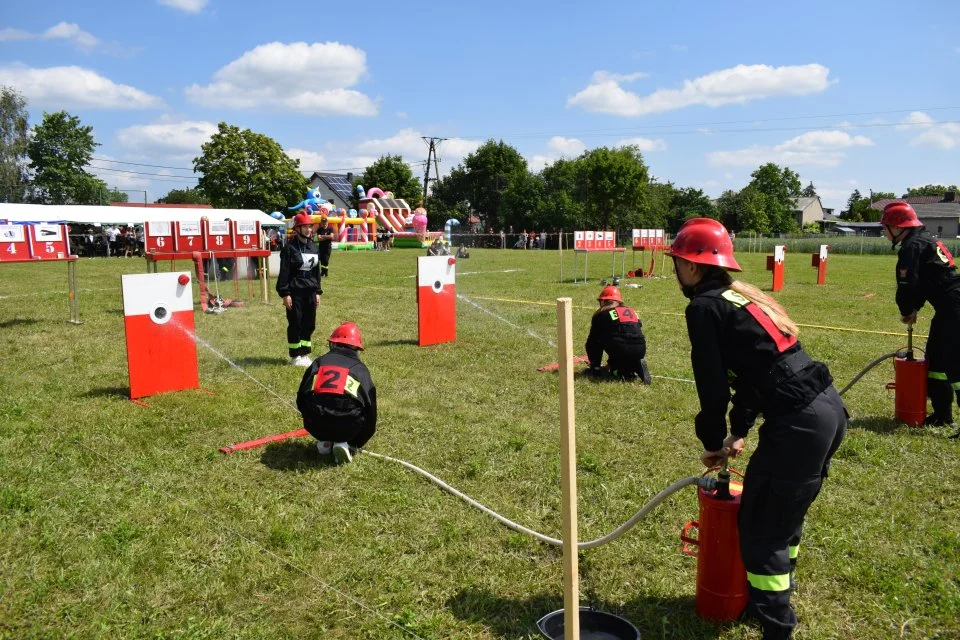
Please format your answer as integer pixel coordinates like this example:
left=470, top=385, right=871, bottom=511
left=329, top=322, right=363, bottom=350
left=597, top=286, right=622, bottom=302
left=880, top=202, right=921, bottom=228
left=666, top=217, right=741, bottom=272
left=293, top=212, right=313, bottom=228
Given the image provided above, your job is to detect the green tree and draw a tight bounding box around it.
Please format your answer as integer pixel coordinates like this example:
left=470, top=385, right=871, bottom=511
left=746, top=163, right=802, bottom=232
left=906, top=184, right=959, bottom=197
left=356, top=154, right=423, bottom=205
left=538, top=158, right=584, bottom=230
left=106, top=188, right=129, bottom=203
left=432, top=139, right=529, bottom=230
left=0, top=86, right=30, bottom=203
left=842, top=189, right=863, bottom=221
left=193, top=122, right=308, bottom=212
left=157, top=187, right=209, bottom=205
left=717, top=187, right=770, bottom=233
left=802, top=181, right=817, bottom=197
left=672, top=187, right=717, bottom=225
left=575, top=145, right=650, bottom=229
left=27, top=110, right=104, bottom=204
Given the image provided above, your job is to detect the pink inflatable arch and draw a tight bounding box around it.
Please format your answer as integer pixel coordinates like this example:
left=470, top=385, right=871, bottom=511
left=366, top=187, right=385, bottom=199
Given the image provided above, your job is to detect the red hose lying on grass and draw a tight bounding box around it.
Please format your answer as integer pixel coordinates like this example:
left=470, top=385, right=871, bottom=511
left=219, top=428, right=309, bottom=454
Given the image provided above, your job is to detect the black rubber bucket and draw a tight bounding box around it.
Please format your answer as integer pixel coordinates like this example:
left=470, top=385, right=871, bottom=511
left=536, top=607, right=641, bottom=640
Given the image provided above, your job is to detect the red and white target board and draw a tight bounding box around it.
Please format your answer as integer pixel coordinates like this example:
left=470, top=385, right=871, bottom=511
left=417, top=255, right=456, bottom=347
left=122, top=272, right=199, bottom=399
left=28, top=223, right=70, bottom=260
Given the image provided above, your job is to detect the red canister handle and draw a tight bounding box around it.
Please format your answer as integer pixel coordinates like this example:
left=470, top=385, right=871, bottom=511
left=680, top=520, right=700, bottom=557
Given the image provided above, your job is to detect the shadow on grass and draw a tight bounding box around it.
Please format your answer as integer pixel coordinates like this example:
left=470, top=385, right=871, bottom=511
left=0, top=318, right=39, bottom=329
left=847, top=415, right=904, bottom=435
left=81, top=387, right=130, bottom=400
left=230, top=356, right=291, bottom=367
left=446, top=588, right=722, bottom=639
left=260, top=439, right=337, bottom=472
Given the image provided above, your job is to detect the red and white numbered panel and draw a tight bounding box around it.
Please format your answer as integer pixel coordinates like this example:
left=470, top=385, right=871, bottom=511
left=0, top=224, right=28, bottom=262
left=174, top=220, right=203, bottom=252
left=146, top=221, right=174, bottom=254
left=28, top=223, right=70, bottom=260
left=205, top=220, right=234, bottom=251
left=232, top=220, right=260, bottom=250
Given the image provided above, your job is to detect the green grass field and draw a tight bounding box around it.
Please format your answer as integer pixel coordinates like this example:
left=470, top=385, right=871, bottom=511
left=1, top=249, right=958, bottom=639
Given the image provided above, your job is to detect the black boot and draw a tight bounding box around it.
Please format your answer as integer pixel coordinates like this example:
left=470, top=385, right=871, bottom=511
left=926, top=379, right=954, bottom=426
left=639, top=358, right=652, bottom=385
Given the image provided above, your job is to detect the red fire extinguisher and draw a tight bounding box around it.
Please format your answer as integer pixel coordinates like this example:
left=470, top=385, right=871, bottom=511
left=887, top=325, right=928, bottom=427
left=680, top=464, right=749, bottom=621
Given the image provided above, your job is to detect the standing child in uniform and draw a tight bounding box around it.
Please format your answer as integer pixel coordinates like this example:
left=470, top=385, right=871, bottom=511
left=584, top=285, right=651, bottom=383
left=276, top=212, right=321, bottom=366
left=880, top=201, right=960, bottom=427
left=315, top=214, right=335, bottom=279
left=296, top=322, right=377, bottom=464
left=667, top=217, right=847, bottom=640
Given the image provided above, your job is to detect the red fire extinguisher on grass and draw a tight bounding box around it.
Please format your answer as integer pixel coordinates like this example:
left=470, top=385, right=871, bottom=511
left=887, top=325, right=928, bottom=427
left=679, top=463, right=749, bottom=621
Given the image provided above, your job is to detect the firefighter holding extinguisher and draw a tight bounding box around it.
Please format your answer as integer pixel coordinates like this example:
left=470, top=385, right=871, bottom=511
left=584, top=285, right=651, bottom=383
left=880, top=201, right=960, bottom=428
left=668, top=218, right=847, bottom=640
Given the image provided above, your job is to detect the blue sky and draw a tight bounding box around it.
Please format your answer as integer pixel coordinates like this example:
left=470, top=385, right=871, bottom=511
left=2, top=0, right=958, bottom=211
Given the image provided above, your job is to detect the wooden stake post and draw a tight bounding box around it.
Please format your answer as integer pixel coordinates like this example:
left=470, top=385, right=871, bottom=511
left=556, top=297, right=580, bottom=639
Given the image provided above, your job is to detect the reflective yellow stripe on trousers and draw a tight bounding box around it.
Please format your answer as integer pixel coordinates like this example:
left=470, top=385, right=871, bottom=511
left=747, top=572, right=791, bottom=592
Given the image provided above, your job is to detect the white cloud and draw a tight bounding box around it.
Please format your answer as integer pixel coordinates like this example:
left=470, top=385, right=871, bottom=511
left=617, top=136, right=667, bottom=152
left=568, top=63, right=832, bottom=116
left=185, top=41, right=378, bottom=115
left=44, top=22, right=99, bottom=51
left=158, top=0, right=208, bottom=13
left=547, top=136, right=587, bottom=155
left=0, top=28, right=33, bottom=41
left=527, top=136, right=586, bottom=170
left=591, top=70, right=649, bottom=83
left=0, top=22, right=99, bottom=52
left=116, top=119, right=217, bottom=159
left=898, top=111, right=960, bottom=150
left=671, top=44, right=689, bottom=52
left=0, top=65, right=164, bottom=109
left=326, top=128, right=481, bottom=174
left=707, top=129, right=873, bottom=167
left=286, top=148, right=327, bottom=173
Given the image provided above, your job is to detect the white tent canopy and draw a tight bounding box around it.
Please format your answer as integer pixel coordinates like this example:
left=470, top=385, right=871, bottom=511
left=0, top=203, right=284, bottom=227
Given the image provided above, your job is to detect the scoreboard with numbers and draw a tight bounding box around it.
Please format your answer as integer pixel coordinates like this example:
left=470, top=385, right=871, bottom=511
left=0, top=223, right=75, bottom=262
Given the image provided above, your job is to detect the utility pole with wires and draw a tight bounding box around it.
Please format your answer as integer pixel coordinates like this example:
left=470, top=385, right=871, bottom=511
left=422, top=137, right=446, bottom=204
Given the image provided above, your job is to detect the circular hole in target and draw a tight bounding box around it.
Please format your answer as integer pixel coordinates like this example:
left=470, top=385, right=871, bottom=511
left=151, top=303, right=172, bottom=325
left=432, top=280, right=443, bottom=293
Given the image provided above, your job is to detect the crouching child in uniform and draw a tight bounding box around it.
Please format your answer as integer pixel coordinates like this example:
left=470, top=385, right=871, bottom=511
left=585, top=285, right=651, bottom=383
left=296, top=322, right=377, bottom=464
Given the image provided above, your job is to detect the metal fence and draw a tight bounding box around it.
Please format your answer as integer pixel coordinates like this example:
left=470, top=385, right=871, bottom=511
left=448, top=231, right=960, bottom=257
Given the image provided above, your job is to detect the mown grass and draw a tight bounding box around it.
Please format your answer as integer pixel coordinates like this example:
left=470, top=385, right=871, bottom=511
left=0, top=249, right=958, bottom=639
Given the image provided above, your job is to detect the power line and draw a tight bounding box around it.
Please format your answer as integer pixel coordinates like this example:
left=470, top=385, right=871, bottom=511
left=85, top=105, right=960, bottom=178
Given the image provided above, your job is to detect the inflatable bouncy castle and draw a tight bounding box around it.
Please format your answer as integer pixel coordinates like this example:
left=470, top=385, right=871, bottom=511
left=285, top=188, right=376, bottom=250
left=357, top=186, right=441, bottom=249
